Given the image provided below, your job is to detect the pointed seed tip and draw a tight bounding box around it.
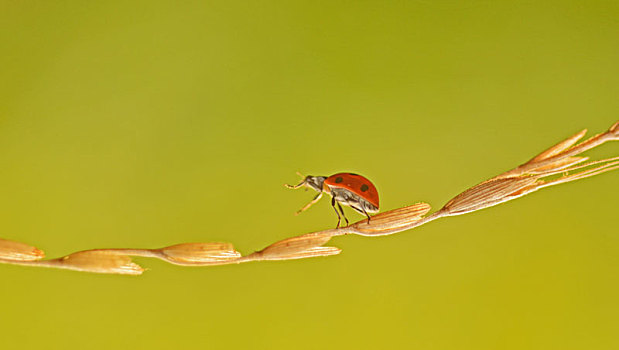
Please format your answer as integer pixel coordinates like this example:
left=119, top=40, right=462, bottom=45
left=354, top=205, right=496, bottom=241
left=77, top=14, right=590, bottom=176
left=33, top=248, right=45, bottom=258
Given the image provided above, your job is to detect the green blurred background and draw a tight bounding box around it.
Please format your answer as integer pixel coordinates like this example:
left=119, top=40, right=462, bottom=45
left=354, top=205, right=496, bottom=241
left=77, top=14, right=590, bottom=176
left=1, top=1, right=617, bottom=349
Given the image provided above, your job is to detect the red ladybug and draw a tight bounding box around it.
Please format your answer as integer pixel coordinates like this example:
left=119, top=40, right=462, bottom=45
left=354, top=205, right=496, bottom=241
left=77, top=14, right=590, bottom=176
left=285, top=172, right=379, bottom=228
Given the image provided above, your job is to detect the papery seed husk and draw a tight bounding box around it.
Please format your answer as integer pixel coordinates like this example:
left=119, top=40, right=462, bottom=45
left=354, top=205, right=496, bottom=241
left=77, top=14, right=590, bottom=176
left=262, top=246, right=342, bottom=261
left=610, top=121, right=619, bottom=138
left=351, top=202, right=431, bottom=234
left=442, top=177, right=539, bottom=215
left=161, top=242, right=241, bottom=262
left=60, top=251, right=144, bottom=275
left=530, top=156, right=588, bottom=173
left=529, top=129, right=587, bottom=163
left=0, top=238, right=45, bottom=261
left=259, top=232, right=332, bottom=259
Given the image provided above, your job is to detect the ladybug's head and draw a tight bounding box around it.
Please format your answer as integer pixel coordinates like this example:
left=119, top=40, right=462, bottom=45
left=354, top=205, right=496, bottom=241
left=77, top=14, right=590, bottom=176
left=302, top=175, right=327, bottom=192
left=285, top=173, right=327, bottom=193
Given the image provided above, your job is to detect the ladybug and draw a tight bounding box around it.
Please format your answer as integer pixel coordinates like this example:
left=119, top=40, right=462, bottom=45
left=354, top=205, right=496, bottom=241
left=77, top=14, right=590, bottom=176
left=285, top=172, right=379, bottom=228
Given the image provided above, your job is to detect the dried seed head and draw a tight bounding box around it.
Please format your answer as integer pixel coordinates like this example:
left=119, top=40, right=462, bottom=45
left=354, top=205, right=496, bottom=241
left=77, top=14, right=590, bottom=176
left=59, top=251, right=144, bottom=275
left=441, top=177, right=540, bottom=215
left=530, top=156, right=589, bottom=174
left=259, top=246, right=341, bottom=261
left=351, top=203, right=431, bottom=236
left=609, top=121, right=619, bottom=139
left=161, top=242, right=241, bottom=263
left=254, top=232, right=336, bottom=260
left=0, top=238, right=45, bottom=261
left=529, top=129, right=587, bottom=163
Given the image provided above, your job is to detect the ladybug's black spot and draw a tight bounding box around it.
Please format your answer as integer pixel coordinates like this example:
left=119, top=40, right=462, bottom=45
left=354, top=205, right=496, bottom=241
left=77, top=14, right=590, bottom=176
left=335, top=177, right=343, bottom=183
left=360, top=184, right=369, bottom=192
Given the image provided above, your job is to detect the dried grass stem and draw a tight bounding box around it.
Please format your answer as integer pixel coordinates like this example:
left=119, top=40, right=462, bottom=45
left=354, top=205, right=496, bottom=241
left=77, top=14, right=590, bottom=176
left=1, top=121, right=617, bottom=274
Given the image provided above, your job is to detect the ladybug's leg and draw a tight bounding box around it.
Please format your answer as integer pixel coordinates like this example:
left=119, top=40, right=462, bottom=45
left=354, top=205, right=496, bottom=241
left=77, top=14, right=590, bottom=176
left=349, top=202, right=369, bottom=224
left=362, top=207, right=371, bottom=224
left=336, top=202, right=349, bottom=227
left=331, top=196, right=342, bottom=228
left=295, top=191, right=323, bottom=215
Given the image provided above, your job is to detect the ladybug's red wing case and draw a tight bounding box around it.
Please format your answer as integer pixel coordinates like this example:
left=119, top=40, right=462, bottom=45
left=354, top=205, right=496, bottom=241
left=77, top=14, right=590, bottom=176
left=324, top=173, right=379, bottom=209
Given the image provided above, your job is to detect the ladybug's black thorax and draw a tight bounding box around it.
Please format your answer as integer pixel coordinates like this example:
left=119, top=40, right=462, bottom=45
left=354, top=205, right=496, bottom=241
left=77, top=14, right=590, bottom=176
left=305, top=176, right=327, bottom=193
